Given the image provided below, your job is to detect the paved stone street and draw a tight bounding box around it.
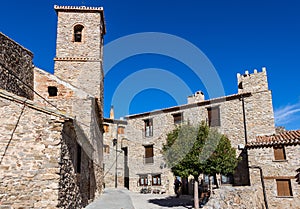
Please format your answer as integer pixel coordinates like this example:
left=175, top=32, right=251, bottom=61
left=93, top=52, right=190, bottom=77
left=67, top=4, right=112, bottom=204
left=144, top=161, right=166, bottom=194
left=86, top=188, right=194, bottom=209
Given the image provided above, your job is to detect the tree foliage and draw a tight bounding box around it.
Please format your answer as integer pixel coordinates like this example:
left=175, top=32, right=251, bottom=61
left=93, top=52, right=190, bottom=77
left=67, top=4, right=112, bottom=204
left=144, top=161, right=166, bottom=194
left=163, top=122, right=239, bottom=179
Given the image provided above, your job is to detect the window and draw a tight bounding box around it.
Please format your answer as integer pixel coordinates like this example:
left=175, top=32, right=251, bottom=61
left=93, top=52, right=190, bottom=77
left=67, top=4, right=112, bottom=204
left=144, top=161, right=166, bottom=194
left=74, top=24, right=84, bottom=42
left=139, top=175, right=148, bottom=186
left=76, top=144, right=82, bottom=173
left=48, top=86, right=58, bottom=97
left=103, top=144, right=110, bottom=154
left=144, top=119, right=153, bottom=137
left=144, top=145, right=154, bottom=164
left=103, top=124, right=109, bottom=133
left=207, top=106, right=220, bottom=127
left=274, top=146, right=286, bottom=161
left=276, top=179, right=292, bottom=197
left=221, top=174, right=233, bottom=184
left=118, top=126, right=125, bottom=134
left=152, top=174, right=161, bottom=185
left=173, top=113, right=183, bottom=124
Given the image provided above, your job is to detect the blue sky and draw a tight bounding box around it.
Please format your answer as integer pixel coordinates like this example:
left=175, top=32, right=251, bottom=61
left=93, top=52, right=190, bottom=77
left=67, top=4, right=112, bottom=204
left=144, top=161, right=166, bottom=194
left=0, top=0, right=300, bottom=130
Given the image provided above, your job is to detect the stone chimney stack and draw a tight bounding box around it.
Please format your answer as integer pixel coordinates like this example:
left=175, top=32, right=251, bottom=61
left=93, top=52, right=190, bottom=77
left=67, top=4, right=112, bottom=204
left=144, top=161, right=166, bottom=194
left=187, top=91, right=205, bottom=104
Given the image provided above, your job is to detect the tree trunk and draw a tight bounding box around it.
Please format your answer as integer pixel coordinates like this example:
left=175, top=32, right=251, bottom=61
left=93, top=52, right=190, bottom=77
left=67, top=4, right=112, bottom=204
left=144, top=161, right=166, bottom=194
left=194, top=176, right=199, bottom=209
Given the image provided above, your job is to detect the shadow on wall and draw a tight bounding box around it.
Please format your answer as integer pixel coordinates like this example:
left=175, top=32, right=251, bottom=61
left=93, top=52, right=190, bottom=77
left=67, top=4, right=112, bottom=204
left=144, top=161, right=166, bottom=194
left=233, top=149, right=250, bottom=186
left=58, top=121, right=96, bottom=208
left=296, top=168, right=300, bottom=184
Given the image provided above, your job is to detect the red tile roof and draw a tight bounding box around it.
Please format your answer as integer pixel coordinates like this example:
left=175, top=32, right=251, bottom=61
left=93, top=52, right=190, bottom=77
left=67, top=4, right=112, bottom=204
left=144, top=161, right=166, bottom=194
left=247, top=130, right=300, bottom=148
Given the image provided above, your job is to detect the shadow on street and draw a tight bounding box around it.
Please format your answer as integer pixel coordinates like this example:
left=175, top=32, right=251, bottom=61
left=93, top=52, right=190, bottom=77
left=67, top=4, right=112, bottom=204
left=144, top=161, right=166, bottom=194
left=148, top=196, right=193, bottom=208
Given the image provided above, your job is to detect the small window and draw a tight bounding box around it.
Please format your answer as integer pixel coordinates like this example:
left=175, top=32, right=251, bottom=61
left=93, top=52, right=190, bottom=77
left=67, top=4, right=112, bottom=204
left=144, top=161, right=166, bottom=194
left=76, top=144, right=82, bottom=173
left=276, top=179, right=292, bottom=197
left=74, top=24, right=84, bottom=42
left=144, top=145, right=154, bottom=164
left=221, top=174, right=233, bottom=184
left=48, top=86, right=58, bottom=97
left=139, top=175, right=148, bottom=186
left=104, top=144, right=110, bottom=154
left=144, top=119, right=153, bottom=137
left=207, top=106, right=220, bottom=127
left=152, top=174, right=161, bottom=185
left=173, top=113, right=183, bottom=124
left=118, top=126, right=125, bottom=134
left=274, top=146, right=286, bottom=161
left=103, top=124, right=109, bottom=133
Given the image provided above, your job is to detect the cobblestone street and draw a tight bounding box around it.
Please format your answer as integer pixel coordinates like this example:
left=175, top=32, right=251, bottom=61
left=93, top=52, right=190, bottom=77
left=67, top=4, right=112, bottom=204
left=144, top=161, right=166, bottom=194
left=86, top=188, right=194, bottom=209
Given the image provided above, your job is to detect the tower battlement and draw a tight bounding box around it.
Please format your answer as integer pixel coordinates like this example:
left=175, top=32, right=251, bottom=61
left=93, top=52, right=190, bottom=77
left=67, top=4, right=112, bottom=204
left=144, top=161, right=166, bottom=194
left=237, top=67, right=269, bottom=94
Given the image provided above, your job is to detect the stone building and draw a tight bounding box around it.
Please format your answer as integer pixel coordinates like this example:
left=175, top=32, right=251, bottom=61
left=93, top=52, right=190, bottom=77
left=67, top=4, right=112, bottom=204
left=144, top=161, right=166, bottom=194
left=103, top=68, right=276, bottom=192
left=0, top=5, right=105, bottom=208
left=247, top=130, right=300, bottom=209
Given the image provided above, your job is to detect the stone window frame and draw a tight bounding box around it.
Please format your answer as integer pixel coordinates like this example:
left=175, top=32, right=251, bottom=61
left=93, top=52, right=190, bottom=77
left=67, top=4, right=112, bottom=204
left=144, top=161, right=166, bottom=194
left=276, top=179, right=293, bottom=197
left=118, top=126, right=125, bottom=134
left=139, top=175, right=148, bottom=186
left=273, top=145, right=287, bottom=161
left=207, top=105, right=221, bottom=127
left=144, top=144, right=154, bottom=164
left=73, top=24, right=84, bottom=43
left=48, top=86, right=58, bottom=97
left=144, top=118, right=153, bottom=137
left=172, top=112, right=183, bottom=125
left=152, top=174, right=161, bottom=186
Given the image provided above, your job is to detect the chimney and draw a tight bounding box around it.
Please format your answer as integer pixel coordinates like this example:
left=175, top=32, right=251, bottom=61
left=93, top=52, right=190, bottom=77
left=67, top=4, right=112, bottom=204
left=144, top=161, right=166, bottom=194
left=109, top=105, right=114, bottom=119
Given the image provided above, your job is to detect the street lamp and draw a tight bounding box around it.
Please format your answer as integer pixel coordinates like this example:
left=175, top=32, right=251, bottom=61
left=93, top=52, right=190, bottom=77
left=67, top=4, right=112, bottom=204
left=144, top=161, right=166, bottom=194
left=113, top=138, right=118, bottom=188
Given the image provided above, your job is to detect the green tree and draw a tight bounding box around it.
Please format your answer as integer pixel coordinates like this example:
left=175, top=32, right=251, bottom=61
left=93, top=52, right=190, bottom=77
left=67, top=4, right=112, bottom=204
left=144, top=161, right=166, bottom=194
left=163, top=122, right=238, bottom=209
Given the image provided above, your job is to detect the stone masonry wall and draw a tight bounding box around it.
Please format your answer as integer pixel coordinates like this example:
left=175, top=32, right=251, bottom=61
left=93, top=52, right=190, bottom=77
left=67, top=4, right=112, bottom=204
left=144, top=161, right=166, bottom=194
left=203, top=186, right=265, bottom=209
left=248, top=145, right=300, bottom=209
left=117, top=68, right=275, bottom=193
left=54, top=8, right=104, bottom=99
left=0, top=33, right=34, bottom=100
left=0, top=94, right=64, bottom=208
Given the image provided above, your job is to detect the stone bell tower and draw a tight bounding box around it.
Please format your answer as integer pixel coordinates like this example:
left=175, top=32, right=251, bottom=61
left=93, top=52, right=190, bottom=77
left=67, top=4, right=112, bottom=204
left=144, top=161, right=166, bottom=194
left=53, top=5, right=106, bottom=99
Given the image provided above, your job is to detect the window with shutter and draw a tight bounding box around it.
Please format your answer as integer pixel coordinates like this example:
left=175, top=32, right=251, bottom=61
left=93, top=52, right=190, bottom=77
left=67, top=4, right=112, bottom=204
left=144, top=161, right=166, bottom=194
left=118, top=126, right=125, bottom=134
left=144, top=145, right=154, bottom=164
left=173, top=113, right=183, bottom=124
left=276, top=179, right=292, bottom=197
left=207, top=106, right=220, bottom=127
left=274, top=146, right=286, bottom=160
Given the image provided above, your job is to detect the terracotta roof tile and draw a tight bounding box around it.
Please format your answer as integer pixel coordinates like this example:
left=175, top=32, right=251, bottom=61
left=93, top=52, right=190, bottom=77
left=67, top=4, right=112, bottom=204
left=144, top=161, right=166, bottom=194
left=247, top=130, right=300, bottom=148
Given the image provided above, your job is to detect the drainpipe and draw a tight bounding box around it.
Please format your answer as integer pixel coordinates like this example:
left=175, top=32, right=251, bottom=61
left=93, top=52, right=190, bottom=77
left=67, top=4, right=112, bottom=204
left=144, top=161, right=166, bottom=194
left=249, top=166, right=269, bottom=209
left=240, top=96, right=248, bottom=145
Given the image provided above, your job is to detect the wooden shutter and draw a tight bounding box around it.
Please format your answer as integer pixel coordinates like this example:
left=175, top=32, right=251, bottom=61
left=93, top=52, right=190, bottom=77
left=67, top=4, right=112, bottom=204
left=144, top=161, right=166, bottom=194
left=276, top=179, right=292, bottom=196
left=145, top=145, right=154, bottom=163
left=208, top=107, right=220, bottom=127
left=274, top=146, right=285, bottom=160
left=118, top=126, right=125, bottom=134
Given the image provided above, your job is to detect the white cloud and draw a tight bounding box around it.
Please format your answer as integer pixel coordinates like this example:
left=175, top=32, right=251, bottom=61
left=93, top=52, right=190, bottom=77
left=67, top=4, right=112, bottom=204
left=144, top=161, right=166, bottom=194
left=274, top=101, right=300, bottom=126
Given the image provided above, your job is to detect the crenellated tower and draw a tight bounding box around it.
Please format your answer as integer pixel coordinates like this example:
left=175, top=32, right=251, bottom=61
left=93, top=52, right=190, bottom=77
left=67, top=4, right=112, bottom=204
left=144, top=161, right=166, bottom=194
left=237, top=67, right=268, bottom=94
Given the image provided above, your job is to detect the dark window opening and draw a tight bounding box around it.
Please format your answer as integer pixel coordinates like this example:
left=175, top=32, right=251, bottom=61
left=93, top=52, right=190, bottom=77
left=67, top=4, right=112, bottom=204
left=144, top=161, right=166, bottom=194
left=173, top=113, right=183, bottom=124
left=144, top=119, right=153, bottom=137
left=48, top=86, right=58, bottom=97
left=238, top=81, right=243, bottom=89
left=76, top=144, right=82, bottom=173
left=104, top=144, right=110, bottom=154
left=207, top=106, right=220, bottom=127
left=144, top=145, right=154, bottom=164
left=221, top=174, right=234, bottom=184
left=139, top=175, right=148, bottom=186
left=74, top=25, right=84, bottom=42
left=152, top=174, right=161, bottom=185
left=274, top=146, right=286, bottom=161
left=276, top=179, right=292, bottom=197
